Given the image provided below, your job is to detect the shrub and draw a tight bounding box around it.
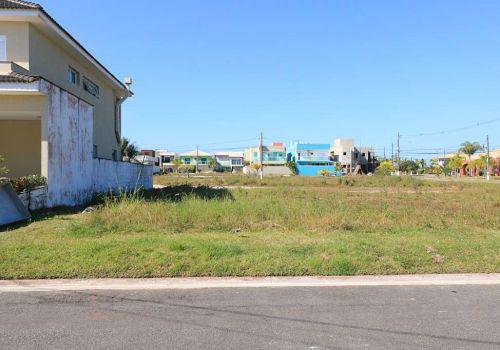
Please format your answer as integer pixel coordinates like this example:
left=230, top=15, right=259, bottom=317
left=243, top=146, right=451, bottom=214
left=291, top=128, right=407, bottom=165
left=286, top=161, right=298, bottom=175
left=375, top=160, right=395, bottom=176
left=177, top=165, right=196, bottom=174
left=10, top=175, right=47, bottom=193
left=251, top=163, right=262, bottom=171
left=0, top=154, right=9, bottom=176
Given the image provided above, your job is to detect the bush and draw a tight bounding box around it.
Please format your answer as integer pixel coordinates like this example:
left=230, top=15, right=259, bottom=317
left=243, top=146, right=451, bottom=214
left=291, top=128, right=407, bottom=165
left=177, top=165, right=196, bottom=174
left=375, top=161, right=395, bottom=176
left=0, top=154, right=9, bottom=176
left=10, top=175, right=47, bottom=193
left=286, top=161, right=298, bottom=175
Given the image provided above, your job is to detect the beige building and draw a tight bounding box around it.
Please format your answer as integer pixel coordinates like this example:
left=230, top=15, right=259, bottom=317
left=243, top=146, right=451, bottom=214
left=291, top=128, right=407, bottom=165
left=331, top=138, right=376, bottom=174
left=244, top=142, right=287, bottom=166
left=0, top=1, right=151, bottom=208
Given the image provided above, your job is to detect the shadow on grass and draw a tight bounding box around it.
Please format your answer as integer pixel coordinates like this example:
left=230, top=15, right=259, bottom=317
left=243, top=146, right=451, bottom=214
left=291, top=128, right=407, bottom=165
left=0, top=185, right=233, bottom=232
left=141, top=185, right=234, bottom=202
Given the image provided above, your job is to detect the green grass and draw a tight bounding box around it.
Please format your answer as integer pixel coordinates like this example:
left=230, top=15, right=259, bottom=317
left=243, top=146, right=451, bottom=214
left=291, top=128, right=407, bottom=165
left=0, top=175, right=499, bottom=279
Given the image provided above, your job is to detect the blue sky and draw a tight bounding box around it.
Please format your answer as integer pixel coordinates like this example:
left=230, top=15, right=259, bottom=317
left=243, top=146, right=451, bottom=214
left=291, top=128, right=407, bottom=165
left=41, top=0, right=500, bottom=158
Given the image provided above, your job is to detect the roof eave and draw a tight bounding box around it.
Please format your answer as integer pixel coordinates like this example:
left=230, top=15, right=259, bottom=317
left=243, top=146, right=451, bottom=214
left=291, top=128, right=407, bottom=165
left=0, top=7, right=129, bottom=93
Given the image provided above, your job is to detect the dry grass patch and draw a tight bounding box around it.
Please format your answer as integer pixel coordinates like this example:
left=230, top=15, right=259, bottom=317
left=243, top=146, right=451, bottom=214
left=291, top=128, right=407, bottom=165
left=0, top=177, right=499, bottom=279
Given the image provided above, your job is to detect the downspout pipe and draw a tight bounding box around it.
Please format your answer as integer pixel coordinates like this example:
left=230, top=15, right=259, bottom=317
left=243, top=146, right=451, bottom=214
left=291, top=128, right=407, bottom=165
left=115, top=78, right=133, bottom=143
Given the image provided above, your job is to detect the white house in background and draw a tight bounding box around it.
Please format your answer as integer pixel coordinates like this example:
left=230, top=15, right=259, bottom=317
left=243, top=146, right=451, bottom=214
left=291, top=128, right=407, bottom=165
left=214, top=151, right=245, bottom=172
left=331, top=139, right=376, bottom=174
left=155, top=150, right=177, bottom=173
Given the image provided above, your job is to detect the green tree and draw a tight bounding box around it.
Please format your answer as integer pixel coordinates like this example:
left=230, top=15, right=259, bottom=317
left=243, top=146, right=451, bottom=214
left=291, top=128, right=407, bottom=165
left=446, top=154, right=464, bottom=176
left=208, top=158, right=222, bottom=172
left=120, top=137, right=139, bottom=161
left=459, top=141, right=482, bottom=162
left=399, top=159, right=419, bottom=174
left=0, top=154, right=9, bottom=176
left=419, top=159, right=427, bottom=174
left=375, top=160, right=395, bottom=176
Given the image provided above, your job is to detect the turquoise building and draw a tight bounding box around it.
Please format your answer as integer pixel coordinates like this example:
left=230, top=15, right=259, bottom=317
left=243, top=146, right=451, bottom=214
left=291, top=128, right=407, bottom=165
left=287, top=142, right=337, bottom=176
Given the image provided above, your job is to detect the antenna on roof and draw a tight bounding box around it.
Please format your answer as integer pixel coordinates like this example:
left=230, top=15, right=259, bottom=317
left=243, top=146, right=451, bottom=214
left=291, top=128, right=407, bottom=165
left=124, top=77, right=133, bottom=90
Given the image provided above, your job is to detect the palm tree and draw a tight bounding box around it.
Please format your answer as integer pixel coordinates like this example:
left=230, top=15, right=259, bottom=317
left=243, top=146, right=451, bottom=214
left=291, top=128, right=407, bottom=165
left=459, top=141, right=482, bottom=162
left=120, top=137, right=139, bottom=161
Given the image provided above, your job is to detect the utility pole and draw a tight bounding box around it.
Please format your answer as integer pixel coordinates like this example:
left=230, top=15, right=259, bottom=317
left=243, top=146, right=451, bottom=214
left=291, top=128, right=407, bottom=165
left=383, top=147, right=386, bottom=160
left=259, top=132, right=264, bottom=179
left=391, top=143, right=394, bottom=163
left=486, top=135, right=490, bottom=181
left=396, top=132, right=401, bottom=176
left=195, top=145, right=199, bottom=174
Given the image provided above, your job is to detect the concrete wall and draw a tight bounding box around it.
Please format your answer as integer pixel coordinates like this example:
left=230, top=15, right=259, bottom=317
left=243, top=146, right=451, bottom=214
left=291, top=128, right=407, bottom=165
left=40, top=81, right=94, bottom=207
left=0, top=22, right=30, bottom=69
left=93, top=159, right=153, bottom=194
left=0, top=120, right=41, bottom=178
left=29, top=24, right=121, bottom=160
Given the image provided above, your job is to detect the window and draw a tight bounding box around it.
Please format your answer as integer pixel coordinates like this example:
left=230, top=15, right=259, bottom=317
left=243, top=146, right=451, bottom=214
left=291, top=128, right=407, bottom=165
left=200, top=158, right=208, bottom=165
left=362, top=153, right=366, bottom=157
left=0, top=35, right=6, bottom=61
left=355, top=152, right=358, bottom=159
left=231, top=159, right=242, bottom=166
left=184, top=158, right=191, bottom=165
left=83, top=77, right=99, bottom=97
left=68, top=67, right=80, bottom=85
left=343, top=152, right=347, bottom=156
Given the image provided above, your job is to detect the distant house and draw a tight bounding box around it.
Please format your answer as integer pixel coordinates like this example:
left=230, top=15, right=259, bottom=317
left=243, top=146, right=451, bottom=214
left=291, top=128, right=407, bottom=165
left=331, top=139, right=376, bottom=174
left=178, top=150, right=213, bottom=171
left=434, top=149, right=500, bottom=176
left=245, top=142, right=287, bottom=166
left=287, top=142, right=335, bottom=176
left=0, top=0, right=152, bottom=209
left=214, top=151, right=244, bottom=172
left=155, top=150, right=177, bottom=173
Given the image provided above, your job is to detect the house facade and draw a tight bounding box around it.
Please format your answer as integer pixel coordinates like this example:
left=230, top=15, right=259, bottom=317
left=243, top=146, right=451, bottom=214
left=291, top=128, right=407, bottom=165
left=0, top=1, right=152, bottom=208
left=155, top=150, right=177, bottom=173
left=178, top=150, right=213, bottom=171
left=331, top=139, right=376, bottom=174
left=287, top=142, right=335, bottom=176
left=244, top=142, right=287, bottom=166
left=214, top=151, right=244, bottom=172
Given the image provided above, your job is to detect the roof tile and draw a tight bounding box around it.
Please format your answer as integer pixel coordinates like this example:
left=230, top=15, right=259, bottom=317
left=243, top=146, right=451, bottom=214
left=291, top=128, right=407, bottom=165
left=0, top=0, right=40, bottom=9
left=0, top=72, right=39, bottom=83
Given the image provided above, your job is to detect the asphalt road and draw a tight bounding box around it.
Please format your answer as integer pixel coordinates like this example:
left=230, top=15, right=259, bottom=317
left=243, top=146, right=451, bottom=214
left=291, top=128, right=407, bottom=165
left=1, top=285, right=499, bottom=349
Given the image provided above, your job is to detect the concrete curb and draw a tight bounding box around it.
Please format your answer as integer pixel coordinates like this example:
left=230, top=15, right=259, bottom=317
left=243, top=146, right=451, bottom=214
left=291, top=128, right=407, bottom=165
left=0, top=274, right=499, bottom=293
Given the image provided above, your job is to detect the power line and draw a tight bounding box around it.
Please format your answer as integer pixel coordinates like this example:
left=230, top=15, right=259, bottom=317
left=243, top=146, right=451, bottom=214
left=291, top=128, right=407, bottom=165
left=165, top=137, right=259, bottom=151
left=400, top=118, right=500, bottom=138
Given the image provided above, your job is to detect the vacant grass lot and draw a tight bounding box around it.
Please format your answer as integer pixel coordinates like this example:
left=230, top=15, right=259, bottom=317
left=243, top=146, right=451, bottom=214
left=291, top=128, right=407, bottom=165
left=0, top=175, right=499, bottom=279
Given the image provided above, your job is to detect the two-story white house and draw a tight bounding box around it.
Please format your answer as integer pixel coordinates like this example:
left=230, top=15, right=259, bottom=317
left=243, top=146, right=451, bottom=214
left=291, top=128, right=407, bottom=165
left=214, top=151, right=244, bottom=172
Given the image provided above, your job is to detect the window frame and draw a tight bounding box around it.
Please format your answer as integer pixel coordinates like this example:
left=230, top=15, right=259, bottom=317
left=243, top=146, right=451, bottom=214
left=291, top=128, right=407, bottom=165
left=68, top=66, right=80, bottom=85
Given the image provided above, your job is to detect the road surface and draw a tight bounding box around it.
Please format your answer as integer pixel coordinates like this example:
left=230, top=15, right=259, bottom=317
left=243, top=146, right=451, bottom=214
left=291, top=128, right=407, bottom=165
left=1, top=284, right=499, bottom=349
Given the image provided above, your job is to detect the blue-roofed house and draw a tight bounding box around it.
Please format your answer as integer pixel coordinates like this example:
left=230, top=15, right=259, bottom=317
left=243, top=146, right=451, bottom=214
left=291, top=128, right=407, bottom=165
left=287, top=142, right=336, bottom=176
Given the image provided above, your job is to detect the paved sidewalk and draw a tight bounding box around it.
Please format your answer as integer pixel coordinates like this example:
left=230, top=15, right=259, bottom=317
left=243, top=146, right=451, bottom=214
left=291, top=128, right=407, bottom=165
left=1, top=273, right=499, bottom=292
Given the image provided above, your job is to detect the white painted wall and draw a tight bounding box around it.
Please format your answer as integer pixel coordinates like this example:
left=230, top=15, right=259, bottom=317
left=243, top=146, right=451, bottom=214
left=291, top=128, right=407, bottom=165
left=41, top=80, right=94, bottom=207
left=93, top=159, right=153, bottom=194
left=39, top=80, right=152, bottom=208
